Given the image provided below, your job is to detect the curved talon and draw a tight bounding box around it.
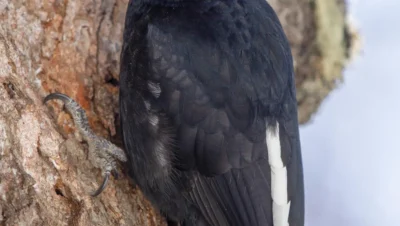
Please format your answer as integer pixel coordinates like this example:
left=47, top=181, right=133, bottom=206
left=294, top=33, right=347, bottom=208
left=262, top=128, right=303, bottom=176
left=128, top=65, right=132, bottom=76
left=43, top=92, right=71, bottom=104
left=90, top=173, right=110, bottom=197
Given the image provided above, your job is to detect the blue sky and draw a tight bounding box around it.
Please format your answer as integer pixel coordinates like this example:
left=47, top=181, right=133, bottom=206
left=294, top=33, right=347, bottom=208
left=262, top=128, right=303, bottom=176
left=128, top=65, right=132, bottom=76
left=300, top=1, right=400, bottom=225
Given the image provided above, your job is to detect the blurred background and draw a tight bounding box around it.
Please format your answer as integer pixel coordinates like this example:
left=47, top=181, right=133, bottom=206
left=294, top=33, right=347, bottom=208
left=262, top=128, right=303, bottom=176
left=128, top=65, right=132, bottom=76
left=301, top=0, right=400, bottom=225
left=0, top=0, right=399, bottom=225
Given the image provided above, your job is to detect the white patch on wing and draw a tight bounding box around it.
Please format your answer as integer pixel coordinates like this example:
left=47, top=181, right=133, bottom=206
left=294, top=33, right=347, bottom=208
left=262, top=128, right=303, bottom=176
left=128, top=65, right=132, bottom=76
left=144, top=101, right=151, bottom=111
left=148, top=81, right=161, bottom=98
left=266, top=122, right=291, bottom=226
left=155, top=140, right=169, bottom=168
left=149, top=114, right=159, bottom=126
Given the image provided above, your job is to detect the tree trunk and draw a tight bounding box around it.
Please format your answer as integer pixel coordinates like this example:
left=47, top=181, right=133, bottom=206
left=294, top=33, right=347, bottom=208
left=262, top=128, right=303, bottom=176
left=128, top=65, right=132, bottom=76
left=0, top=0, right=357, bottom=225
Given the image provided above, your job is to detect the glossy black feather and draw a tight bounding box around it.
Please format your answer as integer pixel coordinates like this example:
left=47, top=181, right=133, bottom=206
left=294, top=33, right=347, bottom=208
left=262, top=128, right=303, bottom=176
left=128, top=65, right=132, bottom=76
left=119, top=0, right=304, bottom=225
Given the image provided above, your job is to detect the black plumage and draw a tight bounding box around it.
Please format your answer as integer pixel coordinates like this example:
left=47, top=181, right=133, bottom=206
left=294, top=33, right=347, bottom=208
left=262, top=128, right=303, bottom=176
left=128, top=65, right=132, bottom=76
left=119, top=0, right=304, bottom=225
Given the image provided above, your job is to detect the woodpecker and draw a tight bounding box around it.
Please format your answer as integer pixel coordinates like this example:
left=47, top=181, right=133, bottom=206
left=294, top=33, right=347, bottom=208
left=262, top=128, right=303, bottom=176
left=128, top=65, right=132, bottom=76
left=121, top=0, right=305, bottom=225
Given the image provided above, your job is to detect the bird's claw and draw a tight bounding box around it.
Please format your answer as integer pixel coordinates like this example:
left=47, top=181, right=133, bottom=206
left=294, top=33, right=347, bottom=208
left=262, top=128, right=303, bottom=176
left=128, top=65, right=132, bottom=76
left=86, top=139, right=127, bottom=196
left=91, top=172, right=110, bottom=197
left=44, top=92, right=127, bottom=197
left=90, top=167, right=120, bottom=197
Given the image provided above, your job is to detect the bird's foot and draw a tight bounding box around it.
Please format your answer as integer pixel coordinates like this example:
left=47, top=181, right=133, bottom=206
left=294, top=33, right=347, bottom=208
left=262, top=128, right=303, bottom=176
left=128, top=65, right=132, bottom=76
left=87, top=136, right=127, bottom=196
left=44, top=92, right=127, bottom=197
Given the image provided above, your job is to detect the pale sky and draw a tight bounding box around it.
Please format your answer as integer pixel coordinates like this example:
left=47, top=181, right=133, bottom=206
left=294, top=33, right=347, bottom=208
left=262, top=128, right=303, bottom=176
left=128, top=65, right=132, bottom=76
left=300, top=1, right=400, bottom=226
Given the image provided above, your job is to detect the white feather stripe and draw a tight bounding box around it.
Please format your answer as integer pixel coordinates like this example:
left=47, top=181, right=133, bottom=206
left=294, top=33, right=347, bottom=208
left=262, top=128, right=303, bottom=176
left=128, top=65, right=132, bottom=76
left=271, top=166, right=289, bottom=205
left=266, top=122, right=291, bottom=226
left=266, top=125, right=284, bottom=168
left=273, top=201, right=291, bottom=226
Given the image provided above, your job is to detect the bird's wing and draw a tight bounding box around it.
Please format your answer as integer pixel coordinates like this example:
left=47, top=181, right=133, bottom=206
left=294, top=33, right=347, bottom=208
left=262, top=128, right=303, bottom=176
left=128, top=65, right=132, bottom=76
left=121, top=3, right=304, bottom=225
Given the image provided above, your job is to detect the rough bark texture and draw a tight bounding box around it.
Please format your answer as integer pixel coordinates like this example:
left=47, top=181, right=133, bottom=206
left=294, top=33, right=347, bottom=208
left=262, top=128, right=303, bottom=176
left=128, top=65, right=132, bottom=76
left=0, top=0, right=357, bottom=225
left=269, top=0, right=359, bottom=123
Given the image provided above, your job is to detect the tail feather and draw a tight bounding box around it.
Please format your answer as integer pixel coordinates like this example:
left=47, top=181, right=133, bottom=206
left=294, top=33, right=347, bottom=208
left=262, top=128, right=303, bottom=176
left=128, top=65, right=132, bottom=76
left=187, top=159, right=273, bottom=226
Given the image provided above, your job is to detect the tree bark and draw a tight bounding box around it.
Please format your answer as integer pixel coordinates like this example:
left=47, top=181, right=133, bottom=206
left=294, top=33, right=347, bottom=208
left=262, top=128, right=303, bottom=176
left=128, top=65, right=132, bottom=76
left=0, top=0, right=357, bottom=225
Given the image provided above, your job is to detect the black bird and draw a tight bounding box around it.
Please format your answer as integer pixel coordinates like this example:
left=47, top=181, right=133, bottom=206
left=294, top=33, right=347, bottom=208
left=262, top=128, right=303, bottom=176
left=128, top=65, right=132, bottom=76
left=119, top=0, right=304, bottom=225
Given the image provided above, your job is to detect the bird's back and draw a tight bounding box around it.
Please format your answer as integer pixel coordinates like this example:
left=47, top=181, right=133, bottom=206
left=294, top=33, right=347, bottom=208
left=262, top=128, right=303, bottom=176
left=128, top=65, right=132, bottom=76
left=119, top=0, right=304, bottom=225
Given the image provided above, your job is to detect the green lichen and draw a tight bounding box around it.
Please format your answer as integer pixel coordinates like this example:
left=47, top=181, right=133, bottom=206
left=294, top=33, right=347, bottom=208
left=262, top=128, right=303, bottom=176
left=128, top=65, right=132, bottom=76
left=313, top=0, right=348, bottom=84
